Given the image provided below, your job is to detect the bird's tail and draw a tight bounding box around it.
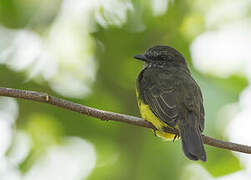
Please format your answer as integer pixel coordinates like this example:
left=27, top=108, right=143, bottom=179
left=178, top=114, right=207, bottom=161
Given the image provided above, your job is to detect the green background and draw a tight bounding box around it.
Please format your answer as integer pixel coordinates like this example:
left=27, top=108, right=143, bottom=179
left=0, top=0, right=248, bottom=179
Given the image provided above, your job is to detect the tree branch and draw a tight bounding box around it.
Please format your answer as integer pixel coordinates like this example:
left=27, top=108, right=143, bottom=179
left=0, top=87, right=250, bottom=154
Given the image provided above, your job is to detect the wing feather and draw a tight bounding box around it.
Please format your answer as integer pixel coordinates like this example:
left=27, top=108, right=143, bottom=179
left=143, top=85, right=178, bottom=127
left=138, top=68, right=204, bottom=132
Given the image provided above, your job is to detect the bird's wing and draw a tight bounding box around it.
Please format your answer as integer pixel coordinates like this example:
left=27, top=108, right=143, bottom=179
left=177, top=74, right=205, bottom=132
left=198, top=88, right=205, bottom=131
left=140, top=68, right=204, bottom=131
left=140, top=69, right=179, bottom=127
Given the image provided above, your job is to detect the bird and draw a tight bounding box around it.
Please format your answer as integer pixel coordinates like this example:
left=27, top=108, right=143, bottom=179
left=134, top=45, right=206, bottom=161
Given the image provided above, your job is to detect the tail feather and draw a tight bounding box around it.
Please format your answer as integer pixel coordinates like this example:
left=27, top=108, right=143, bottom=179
left=179, top=114, right=207, bottom=161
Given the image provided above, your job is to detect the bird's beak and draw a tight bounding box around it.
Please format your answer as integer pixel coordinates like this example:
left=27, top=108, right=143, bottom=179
left=133, top=54, right=149, bottom=62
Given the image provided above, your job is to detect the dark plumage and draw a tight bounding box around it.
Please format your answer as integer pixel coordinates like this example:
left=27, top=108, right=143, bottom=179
left=134, top=45, right=206, bottom=161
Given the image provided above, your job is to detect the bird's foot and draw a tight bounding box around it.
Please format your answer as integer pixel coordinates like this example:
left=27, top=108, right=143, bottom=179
left=172, top=134, right=179, bottom=142
left=152, top=129, right=157, bottom=137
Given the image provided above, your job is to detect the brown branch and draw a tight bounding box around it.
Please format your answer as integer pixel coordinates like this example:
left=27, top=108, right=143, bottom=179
left=0, top=87, right=250, bottom=154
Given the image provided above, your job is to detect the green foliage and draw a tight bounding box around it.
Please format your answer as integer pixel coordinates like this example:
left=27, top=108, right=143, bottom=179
left=19, top=114, right=64, bottom=172
left=203, top=147, right=243, bottom=177
left=0, top=0, right=248, bottom=179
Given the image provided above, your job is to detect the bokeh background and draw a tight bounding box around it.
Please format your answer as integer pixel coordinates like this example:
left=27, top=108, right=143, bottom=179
left=0, top=0, right=250, bottom=179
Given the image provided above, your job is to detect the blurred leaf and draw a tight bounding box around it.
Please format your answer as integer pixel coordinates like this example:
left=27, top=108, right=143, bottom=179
left=25, top=113, right=64, bottom=147
left=0, top=0, right=249, bottom=179
left=202, top=147, right=243, bottom=177
left=19, top=113, right=64, bottom=173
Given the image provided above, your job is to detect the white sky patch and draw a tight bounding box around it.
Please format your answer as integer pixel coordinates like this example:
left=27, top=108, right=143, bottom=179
left=49, top=73, right=92, bottom=98
left=0, top=0, right=98, bottom=98
left=226, top=88, right=251, bottom=177
left=189, top=0, right=251, bottom=179
left=0, top=0, right=167, bottom=97
left=190, top=20, right=251, bottom=78
left=0, top=0, right=140, bottom=98
left=151, top=0, right=169, bottom=16
left=215, top=103, right=238, bottom=134
left=227, top=87, right=251, bottom=145
left=3, top=30, right=42, bottom=71
left=0, top=135, right=96, bottom=180
left=7, top=131, right=32, bottom=166
left=24, top=137, right=96, bottom=180
left=205, top=0, right=250, bottom=28
left=185, top=164, right=250, bottom=180
left=217, top=171, right=251, bottom=180
left=0, top=98, right=19, bottom=158
left=0, top=98, right=19, bottom=125
left=95, top=0, right=134, bottom=28
left=0, top=131, right=31, bottom=180
left=0, top=118, right=12, bottom=158
left=0, top=158, right=21, bottom=180
left=0, top=98, right=21, bottom=180
left=183, top=164, right=212, bottom=180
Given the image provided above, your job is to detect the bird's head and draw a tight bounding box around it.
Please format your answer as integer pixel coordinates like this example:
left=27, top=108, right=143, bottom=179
left=134, top=45, right=188, bottom=68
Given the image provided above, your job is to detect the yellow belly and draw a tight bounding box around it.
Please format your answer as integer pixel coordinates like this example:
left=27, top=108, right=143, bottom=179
left=136, top=90, right=175, bottom=140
